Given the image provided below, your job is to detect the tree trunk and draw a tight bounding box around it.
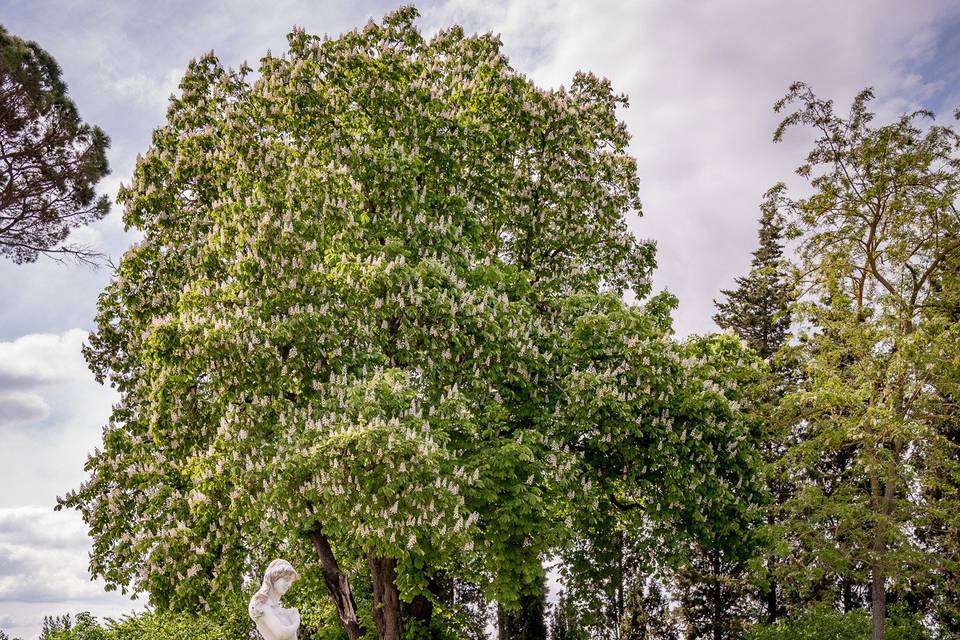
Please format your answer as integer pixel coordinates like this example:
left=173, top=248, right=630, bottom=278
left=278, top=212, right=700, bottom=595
left=712, top=550, right=722, bottom=640
left=406, top=571, right=448, bottom=632
left=407, top=593, right=433, bottom=631
left=765, top=509, right=780, bottom=623
left=308, top=527, right=365, bottom=640
left=766, top=574, right=778, bottom=623
left=871, top=552, right=885, bottom=640
left=842, top=578, right=853, bottom=613
left=369, top=554, right=403, bottom=640
left=616, top=530, right=626, bottom=637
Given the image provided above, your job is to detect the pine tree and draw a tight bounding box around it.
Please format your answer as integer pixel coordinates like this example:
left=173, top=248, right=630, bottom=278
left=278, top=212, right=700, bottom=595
left=675, top=548, right=751, bottom=640
left=712, top=205, right=796, bottom=624
left=714, top=205, right=791, bottom=360
left=0, top=25, right=110, bottom=266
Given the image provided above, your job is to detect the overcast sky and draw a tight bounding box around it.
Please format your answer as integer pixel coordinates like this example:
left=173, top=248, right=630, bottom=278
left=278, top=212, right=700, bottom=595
left=1, top=1, right=959, bottom=637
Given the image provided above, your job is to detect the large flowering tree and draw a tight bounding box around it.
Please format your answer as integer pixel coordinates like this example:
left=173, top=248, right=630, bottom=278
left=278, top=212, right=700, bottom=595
left=60, top=8, right=761, bottom=639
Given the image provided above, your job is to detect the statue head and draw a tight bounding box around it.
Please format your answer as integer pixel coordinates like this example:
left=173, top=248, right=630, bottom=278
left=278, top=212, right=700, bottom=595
left=249, top=559, right=300, bottom=620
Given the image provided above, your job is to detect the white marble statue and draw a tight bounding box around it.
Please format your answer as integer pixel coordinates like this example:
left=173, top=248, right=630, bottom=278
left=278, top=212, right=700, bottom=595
left=249, top=559, right=301, bottom=640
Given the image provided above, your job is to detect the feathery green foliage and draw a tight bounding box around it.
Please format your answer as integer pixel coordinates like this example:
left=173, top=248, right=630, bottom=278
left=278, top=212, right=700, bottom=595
left=769, top=82, right=960, bottom=640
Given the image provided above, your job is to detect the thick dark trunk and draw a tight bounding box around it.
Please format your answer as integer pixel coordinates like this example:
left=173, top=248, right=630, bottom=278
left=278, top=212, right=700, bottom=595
left=369, top=555, right=403, bottom=640
left=405, top=571, right=449, bottom=632
left=308, top=527, right=364, bottom=640
left=407, top=594, right=433, bottom=630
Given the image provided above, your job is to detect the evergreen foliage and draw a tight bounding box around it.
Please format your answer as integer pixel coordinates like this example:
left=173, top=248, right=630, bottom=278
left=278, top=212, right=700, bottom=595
left=714, top=206, right=792, bottom=360
left=675, top=547, right=751, bottom=640
left=498, top=573, right=548, bottom=640
left=620, top=579, right=680, bottom=640
left=548, top=590, right=586, bottom=640
left=0, top=25, right=110, bottom=265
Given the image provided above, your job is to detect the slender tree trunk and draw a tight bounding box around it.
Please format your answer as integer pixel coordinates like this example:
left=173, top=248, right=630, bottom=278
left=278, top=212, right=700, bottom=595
left=369, top=554, right=403, bottom=640
left=766, top=574, right=778, bottom=623
left=871, top=457, right=899, bottom=640
left=308, top=527, right=365, bottom=640
left=712, top=550, right=722, bottom=640
left=765, top=510, right=779, bottom=623
left=842, top=578, right=853, bottom=613
left=870, top=548, right=885, bottom=640
left=616, top=530, right=626, bottom=638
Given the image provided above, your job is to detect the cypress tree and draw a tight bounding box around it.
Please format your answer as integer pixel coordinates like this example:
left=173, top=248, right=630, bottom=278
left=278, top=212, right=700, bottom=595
left=549, top=590, right=586, bottom=640
left=499, top=573, right=548, bottom=640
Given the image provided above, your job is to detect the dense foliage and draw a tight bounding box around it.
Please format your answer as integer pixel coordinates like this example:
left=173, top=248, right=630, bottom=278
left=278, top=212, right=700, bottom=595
left=768, top=83, right=960, bottom=640
left=745, top=605, right=935, bottom=640
left=0, top=24, right=110, bottom=265
left=6, top=6, right=948, bottom=640
left=59, top=7, right=760, bottom=640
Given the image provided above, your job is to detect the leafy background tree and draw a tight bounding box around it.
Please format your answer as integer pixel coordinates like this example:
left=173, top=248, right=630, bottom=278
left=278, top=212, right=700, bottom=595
left=766, top=83, right=960, bottom=640
left=0, top=24, right=110, bottom=266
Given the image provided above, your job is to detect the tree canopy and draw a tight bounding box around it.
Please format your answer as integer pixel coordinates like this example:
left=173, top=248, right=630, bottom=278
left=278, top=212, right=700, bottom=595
left=59, top=7, right=762, bottom=640
left=0, top=24, right=110, bottom=265
left=768, top=82, right=960, bottom=640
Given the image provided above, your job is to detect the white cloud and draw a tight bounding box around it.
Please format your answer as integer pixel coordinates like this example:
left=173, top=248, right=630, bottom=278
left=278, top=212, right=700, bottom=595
left=0, top=330, right=91, bottom=389
left=0, top=329, right=131, bottom=639
left=0, top=507, right=105, bottom=603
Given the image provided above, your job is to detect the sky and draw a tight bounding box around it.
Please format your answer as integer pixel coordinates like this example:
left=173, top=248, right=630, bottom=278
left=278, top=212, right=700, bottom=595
left=1, top=0, right=959, bottom=637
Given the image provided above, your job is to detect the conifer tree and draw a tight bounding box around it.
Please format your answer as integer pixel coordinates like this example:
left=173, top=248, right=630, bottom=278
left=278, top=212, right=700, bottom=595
left=549, top=590, right=586, bottom=640
left=620, top=579, right=680, bottom=640
left=679, top=206, right=797, bottom=635
left=499, top=573, right=548, bottom=640
left=675, top=547, right=751, bottom=640
left=714, top=206, right=792, bottom=361
left=0, top=25, right=110, bottom=265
